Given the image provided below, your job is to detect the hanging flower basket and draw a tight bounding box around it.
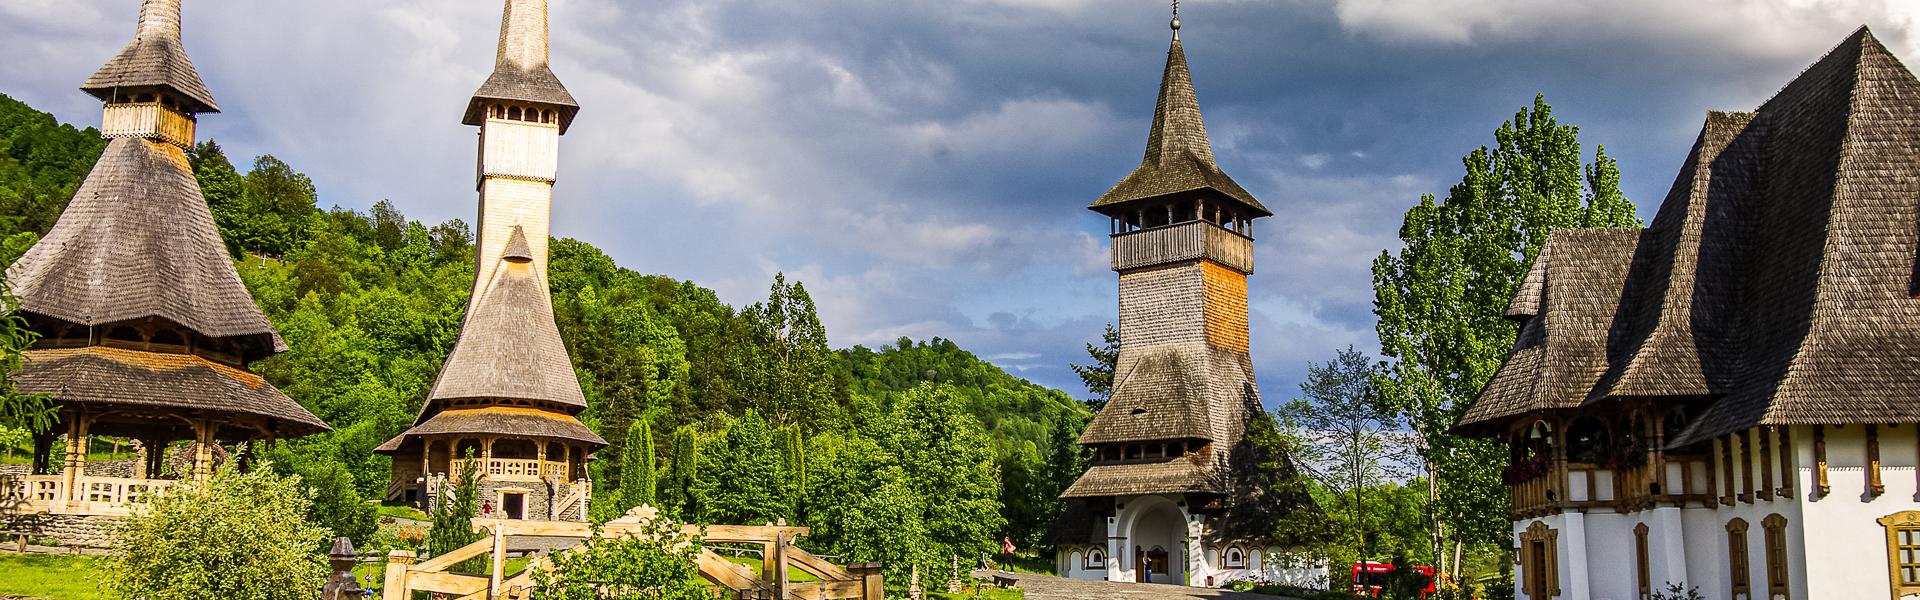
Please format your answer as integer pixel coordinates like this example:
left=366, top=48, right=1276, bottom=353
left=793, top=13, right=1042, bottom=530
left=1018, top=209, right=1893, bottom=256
left=1501, top=455, right=1551, bottom=485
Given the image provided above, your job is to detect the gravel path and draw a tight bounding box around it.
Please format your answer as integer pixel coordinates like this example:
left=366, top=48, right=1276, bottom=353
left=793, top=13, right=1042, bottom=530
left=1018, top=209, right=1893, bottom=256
left=978, top=571, right=1305, bottom=600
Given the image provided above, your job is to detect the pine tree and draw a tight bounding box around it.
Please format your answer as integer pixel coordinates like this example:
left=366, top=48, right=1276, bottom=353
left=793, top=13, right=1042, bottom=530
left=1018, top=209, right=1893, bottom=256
left=428, top=449, right=483, bottom=569
left=1069, top=324, right=1118, bottom=412
left=621, top=418, right=657, bottom=511
left=696, top=410, right=789, bottom=524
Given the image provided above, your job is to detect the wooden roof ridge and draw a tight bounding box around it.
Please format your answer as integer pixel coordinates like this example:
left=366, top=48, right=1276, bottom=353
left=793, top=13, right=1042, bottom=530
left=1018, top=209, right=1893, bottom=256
left=1676, top=26, right=1920, bottom=443
left=8, top=138, right=283, bottom=354
left=463, top=0, right=579, bottom=133
left=422, top=236, right=586, bottom=413
left=82, top=0, right=217, bottom=113
left=1590, top=111, right=1761, bottom=402
left=1089, top=23, right=1268, bottom=217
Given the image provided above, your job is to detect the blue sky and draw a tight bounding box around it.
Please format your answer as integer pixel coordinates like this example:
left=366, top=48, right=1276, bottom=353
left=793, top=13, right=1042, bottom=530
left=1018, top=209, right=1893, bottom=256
left=4, top=0, right=1917, bottom=403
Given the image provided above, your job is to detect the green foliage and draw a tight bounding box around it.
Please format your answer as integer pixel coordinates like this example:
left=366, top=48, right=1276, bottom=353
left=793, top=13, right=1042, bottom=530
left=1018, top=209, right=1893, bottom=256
left=696, top=410, right=790, bottom=524
left=658, top=425, right=700, bottom=517
left=745, top=273, right=844, bottom=429
left=1068, top=323, right=1119, bottom=411
left=430, top=449, right=483, bottom=562
left=1372, top=95, right=1638, bottom=548
left=806, top=384, right=1005, bottom=587
left=102, top=462, right=330, bottom=600
left=529, top=514, right=709, bottom=600
left=0, top=93, right=105, bottom=237
left=621, top=418, right=658, bottom=512
left=1280, top=347, right=1412, bottom=562
left=0, top=553, right=106, bottom=600
left=1649, top=583, right=1704, bottom=600
left=270, top=448, right=379, bottom=544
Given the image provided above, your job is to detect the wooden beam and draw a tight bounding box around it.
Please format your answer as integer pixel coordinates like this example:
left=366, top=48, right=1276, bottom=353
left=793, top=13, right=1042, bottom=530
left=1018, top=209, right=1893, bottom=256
left=786, top=546, right=853, bottom=581
left=788, top=580, right=867, bottom=599
left=698, top=549, right=771, bottom=592
left=412, top=537, right=494, bottom=573
left=406, top=571, right=489, bottom=595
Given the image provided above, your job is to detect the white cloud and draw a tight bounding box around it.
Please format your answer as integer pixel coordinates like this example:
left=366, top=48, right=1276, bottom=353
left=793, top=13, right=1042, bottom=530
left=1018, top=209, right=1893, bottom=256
left=1332, top=0, right=1920, bottom=60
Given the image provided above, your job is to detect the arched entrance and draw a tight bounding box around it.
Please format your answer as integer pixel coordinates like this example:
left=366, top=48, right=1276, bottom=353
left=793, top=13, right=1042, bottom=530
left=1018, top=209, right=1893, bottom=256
left=1125, top=499, right=1186, bottom=584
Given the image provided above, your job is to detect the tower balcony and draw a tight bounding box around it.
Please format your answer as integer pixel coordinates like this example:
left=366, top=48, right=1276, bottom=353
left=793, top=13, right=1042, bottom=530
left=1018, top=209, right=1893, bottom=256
left=1111, top=220, right=1253, bottom=273
left=101, top=102, right=195, bottom=148
left=479, top=117, right=559, bottom=183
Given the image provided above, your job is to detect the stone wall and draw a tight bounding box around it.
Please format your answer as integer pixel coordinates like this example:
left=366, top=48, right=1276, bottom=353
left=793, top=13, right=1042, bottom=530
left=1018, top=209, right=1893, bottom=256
left=3, top=514, right=121, bottom=548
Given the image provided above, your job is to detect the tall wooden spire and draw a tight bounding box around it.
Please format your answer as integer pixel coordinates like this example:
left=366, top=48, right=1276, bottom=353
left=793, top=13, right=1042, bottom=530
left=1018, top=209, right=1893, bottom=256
left=462, top=0, right=579, bottom=133
left=1089, top=19, right=1266, bottom=217
left=81, top=0, right=218, bottom=113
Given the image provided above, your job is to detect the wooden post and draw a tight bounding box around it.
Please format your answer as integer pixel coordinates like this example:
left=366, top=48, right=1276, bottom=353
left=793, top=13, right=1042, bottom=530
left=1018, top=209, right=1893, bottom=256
left=61, top=413, right=86, bottom=505
left=1813, top=426, right=1829, bottom=497
left=192, top=419, right=217, bottom=482
left=1868, top=425, right=1885, bottom=497
left=1758, top=427, right=1774, bottom=501
left=773, top=531, right=789, bottom=600
left=383, top=549, right=415, bottom=600
left=490, top=523, right=506, bottom=598
left=1778, top=426, right=1794, bottom=496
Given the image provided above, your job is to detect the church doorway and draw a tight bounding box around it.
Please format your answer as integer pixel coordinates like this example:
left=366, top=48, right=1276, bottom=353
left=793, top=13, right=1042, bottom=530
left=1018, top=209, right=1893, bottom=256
left=1126, top=499, right=1186, bottom=584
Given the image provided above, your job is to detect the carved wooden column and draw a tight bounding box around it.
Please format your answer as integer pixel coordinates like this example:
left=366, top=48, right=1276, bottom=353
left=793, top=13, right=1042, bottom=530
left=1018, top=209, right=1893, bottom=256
left=191, top=419, right=217, bottom=482
left=61, top=412, right=89, bottom=505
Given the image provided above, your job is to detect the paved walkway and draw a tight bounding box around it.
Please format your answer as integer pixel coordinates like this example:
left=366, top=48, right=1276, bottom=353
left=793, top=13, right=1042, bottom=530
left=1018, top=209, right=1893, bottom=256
left=980, top=572, right=1304, bottom=600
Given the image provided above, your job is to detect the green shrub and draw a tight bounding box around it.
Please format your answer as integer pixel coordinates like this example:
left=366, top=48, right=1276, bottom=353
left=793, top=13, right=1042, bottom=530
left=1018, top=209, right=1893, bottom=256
left=529, top=513, right=708, bottom=600
left=102, top=462, right=330, bottom=600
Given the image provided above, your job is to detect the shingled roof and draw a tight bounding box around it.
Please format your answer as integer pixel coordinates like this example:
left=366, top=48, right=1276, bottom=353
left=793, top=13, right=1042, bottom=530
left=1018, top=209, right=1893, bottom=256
left=423, top=227, right=587, bottom=411
left=1089, top=25, right=1267, bottom=217
left=375, top=406, right=604, bottom=453
left=9, top=138, right=283, bottom=357
left=1459, top=27, right=1920, bottom=446
left=462, top=0, right=579, bottom=133
left=81, top=0, right=217, bottom=113
left=1458, top=230, right=1640, bottom=431
left=1079, top=348, right=1215, bottom=445
left=18, top=346, right=326, bottom=436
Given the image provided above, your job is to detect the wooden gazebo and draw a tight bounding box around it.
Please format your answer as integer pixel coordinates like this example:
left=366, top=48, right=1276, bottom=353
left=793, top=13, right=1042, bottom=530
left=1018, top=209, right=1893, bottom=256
left=0, top=0, right=328, bottom=518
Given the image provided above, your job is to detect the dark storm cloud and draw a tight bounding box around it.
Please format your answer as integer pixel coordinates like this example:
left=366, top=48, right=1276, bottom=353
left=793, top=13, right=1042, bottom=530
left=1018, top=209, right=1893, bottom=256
left=3, top=0, right=1915, bottom=403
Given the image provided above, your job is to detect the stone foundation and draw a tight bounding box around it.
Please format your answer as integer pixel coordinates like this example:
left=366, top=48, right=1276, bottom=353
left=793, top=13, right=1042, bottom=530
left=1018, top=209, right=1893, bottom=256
left=2, top=513, right=121, bottom=548
left=421, top=474, right=589, bottom=521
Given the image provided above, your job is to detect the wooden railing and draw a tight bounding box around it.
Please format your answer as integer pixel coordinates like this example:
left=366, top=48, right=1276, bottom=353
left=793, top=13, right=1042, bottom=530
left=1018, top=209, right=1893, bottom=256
left=450, top=459, right=571, bottom=483
left=0, top=474, right=176, bottom=517
left=1111, top=220, right=1254, bottom=273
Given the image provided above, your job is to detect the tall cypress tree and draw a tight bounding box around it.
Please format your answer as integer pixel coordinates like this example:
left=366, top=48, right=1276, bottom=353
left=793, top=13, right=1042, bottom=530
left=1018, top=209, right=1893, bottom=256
left=659, top=425, right=700, bottom=516
left=621, top=419, right=657, bottom=511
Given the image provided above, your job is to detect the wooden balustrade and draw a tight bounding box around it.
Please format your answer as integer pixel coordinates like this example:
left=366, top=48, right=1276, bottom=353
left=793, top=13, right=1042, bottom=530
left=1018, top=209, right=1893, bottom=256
left=450, top=458, right=573, bottom=483
left=0, top=473, right=176, bottom=516
left=1111, top=220, right=1254, bottom=272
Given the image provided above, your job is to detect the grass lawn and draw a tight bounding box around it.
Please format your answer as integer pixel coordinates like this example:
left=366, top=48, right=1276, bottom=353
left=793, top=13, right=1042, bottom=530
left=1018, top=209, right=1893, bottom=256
left=718, top=553, right=820, bottom=582
left=929, top=588, right=1024, bottom=600
left=0, top=553, right=108, bottom=600
left=375, top=504, right=430, bottom=521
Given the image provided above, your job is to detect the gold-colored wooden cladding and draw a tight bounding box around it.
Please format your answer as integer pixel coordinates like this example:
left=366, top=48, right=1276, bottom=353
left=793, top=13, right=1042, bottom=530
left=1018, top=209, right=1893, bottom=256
left=1110, top=220, right=1253, bottom=273
left=1870, top=424, right=1887, bottom=497
left=1815, top=425, right=1830, bottom=495
left=1634, top=523, right=1651, bottom=598
left=1200, top=260, right=1250, bottom=352
left=101, top=103, right=194, bottom=147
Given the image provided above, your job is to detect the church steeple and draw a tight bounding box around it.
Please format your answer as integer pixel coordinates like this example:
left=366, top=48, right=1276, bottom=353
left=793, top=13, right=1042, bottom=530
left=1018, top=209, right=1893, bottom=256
left=462, top=0, right=579, bottom=133
left=1090, top=15, right=1268, bottom=227
left=82, top=0, right=218, bottom=115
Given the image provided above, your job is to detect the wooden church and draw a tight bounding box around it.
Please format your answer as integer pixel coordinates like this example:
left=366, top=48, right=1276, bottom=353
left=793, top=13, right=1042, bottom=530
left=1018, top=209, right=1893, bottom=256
left=1459, top=26, right=1920, bottom=600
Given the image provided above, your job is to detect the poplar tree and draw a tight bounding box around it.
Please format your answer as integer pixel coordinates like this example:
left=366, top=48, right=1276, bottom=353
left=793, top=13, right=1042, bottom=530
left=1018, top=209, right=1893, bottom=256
left=1372, top=95, right=1639, bottom=550
left=658, top=425, right=700, bottom=517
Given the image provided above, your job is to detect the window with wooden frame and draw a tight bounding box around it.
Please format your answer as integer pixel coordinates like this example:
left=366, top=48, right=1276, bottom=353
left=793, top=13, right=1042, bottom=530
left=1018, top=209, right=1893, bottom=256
left=1520, top=521, right=1560, bottom=599
left=1761, top=514, right=1788, bottom=600
left=1634, top=523, right=1651, bottom=600
left=1880, top=511, right=1920, bottom=598
left=1728, top=518, right=1751, bottom=600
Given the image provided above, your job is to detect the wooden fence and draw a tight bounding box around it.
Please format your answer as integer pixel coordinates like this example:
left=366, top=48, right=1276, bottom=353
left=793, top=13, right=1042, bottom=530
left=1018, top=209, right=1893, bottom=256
left=382, top=506, right=882, bottom=600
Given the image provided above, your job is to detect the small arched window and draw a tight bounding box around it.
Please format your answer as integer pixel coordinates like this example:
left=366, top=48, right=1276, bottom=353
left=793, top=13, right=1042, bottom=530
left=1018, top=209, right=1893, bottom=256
left=1085, top=547, right=1106, bottom=569
left=508, top=106, right=521, bottom=120
left=1224, top=546, right=1246, bottom=568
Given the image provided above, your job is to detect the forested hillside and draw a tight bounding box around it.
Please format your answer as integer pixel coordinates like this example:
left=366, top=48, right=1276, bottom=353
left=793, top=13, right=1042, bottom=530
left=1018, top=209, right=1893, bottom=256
left=0, top=92, right=1089, bottom=576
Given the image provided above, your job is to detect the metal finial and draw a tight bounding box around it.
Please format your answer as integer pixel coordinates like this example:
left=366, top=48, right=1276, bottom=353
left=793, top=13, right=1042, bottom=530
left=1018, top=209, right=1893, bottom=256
left=1170, top=0, right=1181, bottom=37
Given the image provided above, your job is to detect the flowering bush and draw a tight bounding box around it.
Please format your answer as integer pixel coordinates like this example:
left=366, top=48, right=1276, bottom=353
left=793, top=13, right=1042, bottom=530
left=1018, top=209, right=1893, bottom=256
left=1501, top=455, right=1551, bottom=485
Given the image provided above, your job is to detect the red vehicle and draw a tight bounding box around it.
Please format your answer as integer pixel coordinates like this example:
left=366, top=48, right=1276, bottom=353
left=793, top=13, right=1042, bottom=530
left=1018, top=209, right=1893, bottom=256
left=1351, top=562, right=1436, bottom=598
